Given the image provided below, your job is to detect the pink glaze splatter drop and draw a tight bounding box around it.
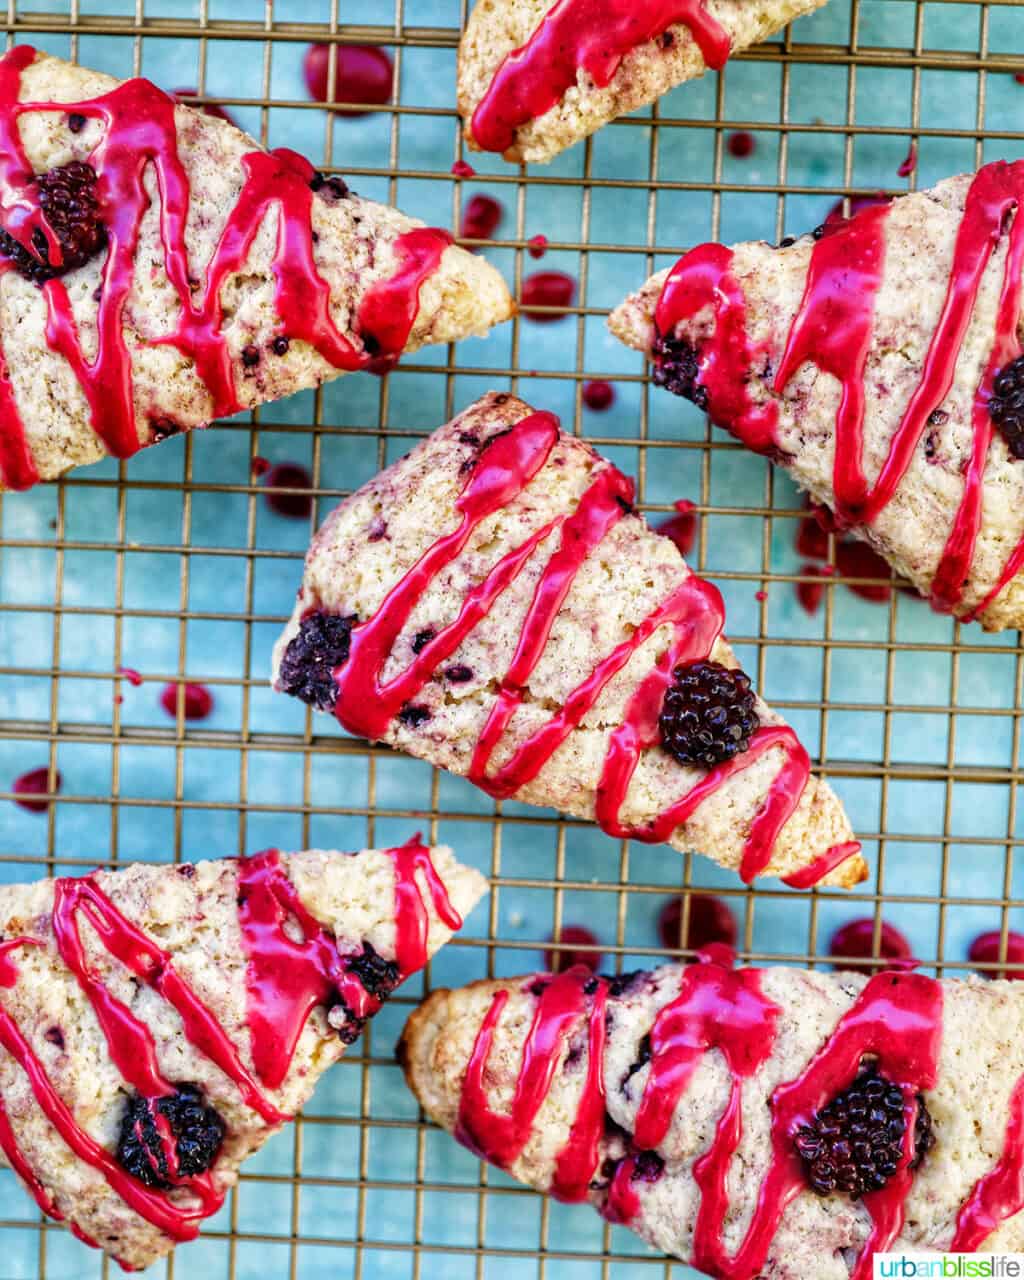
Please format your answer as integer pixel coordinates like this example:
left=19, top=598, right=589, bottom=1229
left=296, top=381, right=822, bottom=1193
left=969, top=931, right=1024, bottom=981
left=521, top=271, right=576, bottom=322
left=159, top=683, right=214, bottom=721
left=582, top=379, right=615, bottom=411
left=656, top=498, right=698, bottom=558
left=657, top=894, right=737, bottom=954
left=460, top=193, right=503, bottom=242
left=544, top=925, right=603, bottom=973
left=263, top=462, right=314, bottom=518
left=727, top=130, right=755, bottom=158
left=898, top=142, right=918, bottom=178
left=11, top=768, right=61, bottom=813
left=829, top=918, right=916, bottom=972
left=303, top=44, right=394, bottom=115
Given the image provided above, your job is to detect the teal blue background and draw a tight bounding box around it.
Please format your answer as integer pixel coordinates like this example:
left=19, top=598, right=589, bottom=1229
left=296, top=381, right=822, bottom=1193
left=1, top=1, right=1024, bottom=1275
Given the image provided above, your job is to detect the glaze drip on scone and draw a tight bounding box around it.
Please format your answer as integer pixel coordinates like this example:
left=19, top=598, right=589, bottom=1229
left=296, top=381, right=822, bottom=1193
left=0, top=839, right=459, bottom=1261
left=0, top=45, right=452, bottom=491
left=470, top=0, right=730, bottom=154
left=652, top=159, right=1024, bottom=621
left=315, top=412, right=858, bottom=886
left=453, top=957, right=1024, bottom=1279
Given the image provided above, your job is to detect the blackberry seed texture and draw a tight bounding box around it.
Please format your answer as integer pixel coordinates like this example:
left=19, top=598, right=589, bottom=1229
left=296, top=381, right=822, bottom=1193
left=794, top=1065, right=934, bottom=1198
left=117, top=1086, right=225, bottom=1189
left=0, top=162, right=106, bottom=283
left=989, top=354, right=1024, bottom=460
left=659, top=660, right=760, bottom=769
left=346, top=941, right=401, bottom=1001
left=277, top=611, right=357, bottom=712
left=651, top=333, right=709, bottom=409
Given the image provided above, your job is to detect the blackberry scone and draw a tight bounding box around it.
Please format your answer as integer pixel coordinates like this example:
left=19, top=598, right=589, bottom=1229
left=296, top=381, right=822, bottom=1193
left=401, top=954, right=1024, bottom=1277
left=610, top=160, right=1024, bottom=631
left=271, top=393, right=863, bottom=889
left=0, top=45, right=512, bottom=491
left=458, top=0, right=830, bottom=164
left=0, top=842, right=486, bottom=1269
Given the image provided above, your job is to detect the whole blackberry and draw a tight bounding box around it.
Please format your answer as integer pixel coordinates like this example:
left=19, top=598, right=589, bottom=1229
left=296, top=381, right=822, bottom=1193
left=659, top=660, right=760, bottom=769
left=117, top=1085, right=224, bottom=1189
left=794, top=1066, right=934, bottom=1198
left=277, top=611, right=357, bottom=712
left=0, top=162, right=106, bottom=283
left=346, top=941, right=400, bottom=1001
left=651, top=333, right=709, bottom=410
left=989, top=355, right=1024, bottom=460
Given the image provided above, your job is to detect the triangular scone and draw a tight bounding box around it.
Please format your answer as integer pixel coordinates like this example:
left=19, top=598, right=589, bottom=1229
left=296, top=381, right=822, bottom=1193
left=610, top=162, right=1024, bottom=631
left=401, top=958, right=1024, bottom=1277
left=271, top=392, right=863, bottom=888
left=457, top=0, right=829, bottom=164
left=0, top=46, right=513, bottom=491
left=0, top=843, right=486, bottom=1270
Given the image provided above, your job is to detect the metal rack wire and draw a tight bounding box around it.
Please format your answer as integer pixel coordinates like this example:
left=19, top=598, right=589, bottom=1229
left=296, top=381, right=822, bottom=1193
left=1, top=1, right=1024, bottom=1277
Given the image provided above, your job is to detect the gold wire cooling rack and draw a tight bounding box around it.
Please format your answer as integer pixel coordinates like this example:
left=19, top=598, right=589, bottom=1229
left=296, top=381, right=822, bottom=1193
left=2, top=2, right=1024, bottom=1277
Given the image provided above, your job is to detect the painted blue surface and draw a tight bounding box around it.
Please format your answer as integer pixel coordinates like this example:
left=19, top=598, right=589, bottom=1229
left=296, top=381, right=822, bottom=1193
left=1, top=0, right=1023, bottom=1275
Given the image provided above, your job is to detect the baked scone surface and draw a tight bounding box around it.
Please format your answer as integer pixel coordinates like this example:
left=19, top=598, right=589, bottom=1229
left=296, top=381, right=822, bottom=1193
left=458, top=0, right=829, bottom=163
left=272, top=392, right=863, bottom=889
left=0, top=45, right=512, bottom=491
left=0, top=842, right=486, bottom=1269
left=401, top=954, right=1024, bottom=1277
left=609, top=161, right=1024, bottom=631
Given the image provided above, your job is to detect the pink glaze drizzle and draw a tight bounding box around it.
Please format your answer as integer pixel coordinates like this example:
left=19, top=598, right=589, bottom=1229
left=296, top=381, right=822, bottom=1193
left=454, top=969, right=608, bottom=1202
left=329, top=412, right=858, bottom=886
left=51, top=875, right=284, bottom=1124
left=0, top=840, right=455, bottom=1258
left=952, top=1073, right=1024, bottom=1250
left=0, top=938, right=225, bottom=1243
left=654, top=160, right=1024, bottom=619
left=0, top=45, right=451, bottom=490
left=780, top=839, right=863, bottom=889
left=239, top=840, right=461, bottom=1090
left=454, top=957, right=983, bottom=1278
left=0, top=940, right=63, bottom=1222
left=471, top=0, right=731, bottom=155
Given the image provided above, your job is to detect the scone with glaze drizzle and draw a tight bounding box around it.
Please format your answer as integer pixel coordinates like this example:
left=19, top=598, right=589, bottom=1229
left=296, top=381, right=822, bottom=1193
left=0, top=45, right=512, bottom=491
left=0, top=841, right=486, bottom=1269
left=401, top=953, right=1024, bottom=1277
left=272, top=392, right=862, bottom=889
left=610, top=161, right=1024, bottom=631
left=458, top=0, right=829, bottom=164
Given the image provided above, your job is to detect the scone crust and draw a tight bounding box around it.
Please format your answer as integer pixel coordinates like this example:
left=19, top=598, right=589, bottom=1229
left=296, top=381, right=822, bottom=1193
left=458, top=0, right=828, bottom=164
left=273, top=392, right=863, bottom=888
